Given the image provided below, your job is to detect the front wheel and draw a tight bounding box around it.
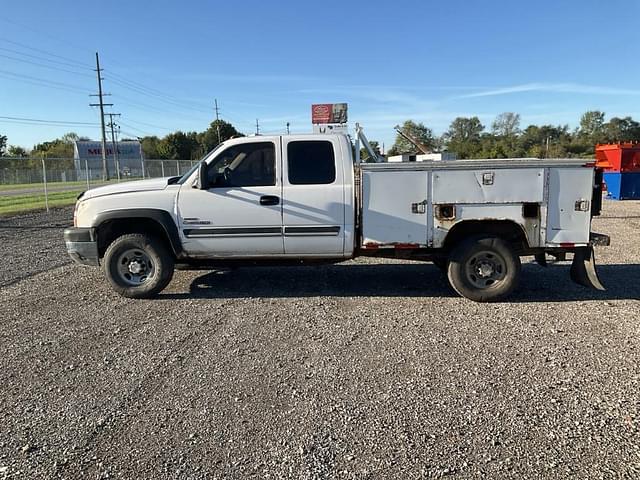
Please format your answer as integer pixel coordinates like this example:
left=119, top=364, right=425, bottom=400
left=447, top=236, right=521, bottom=302
left=103, top=233, right=175, bottom=298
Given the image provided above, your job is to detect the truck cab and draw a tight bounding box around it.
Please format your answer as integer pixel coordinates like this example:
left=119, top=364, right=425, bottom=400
left=176, top=134, right=355, bottom=259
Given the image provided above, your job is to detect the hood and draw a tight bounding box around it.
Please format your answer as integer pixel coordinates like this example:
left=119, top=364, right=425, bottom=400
left=81, top=177, right=172, bottom=200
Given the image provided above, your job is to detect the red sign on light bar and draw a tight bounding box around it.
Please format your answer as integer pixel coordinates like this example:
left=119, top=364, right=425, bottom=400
left=311, top=103, right=347, bottom=124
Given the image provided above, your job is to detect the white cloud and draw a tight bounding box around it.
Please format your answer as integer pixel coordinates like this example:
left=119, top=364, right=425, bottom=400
left=453, top=83, right=640, bottom=99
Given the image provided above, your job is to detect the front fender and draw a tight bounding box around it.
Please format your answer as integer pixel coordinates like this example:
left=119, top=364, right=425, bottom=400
left=93, top=209, right=185, bottom=258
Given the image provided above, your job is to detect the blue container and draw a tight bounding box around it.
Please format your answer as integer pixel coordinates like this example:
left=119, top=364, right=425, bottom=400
left=604, top=172, right=640, bottom=200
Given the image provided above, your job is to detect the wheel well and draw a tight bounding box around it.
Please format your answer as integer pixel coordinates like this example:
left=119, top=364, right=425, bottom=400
left=443, top=220, right=529, bottom=252
left=96, top=218, right=174, bottom=258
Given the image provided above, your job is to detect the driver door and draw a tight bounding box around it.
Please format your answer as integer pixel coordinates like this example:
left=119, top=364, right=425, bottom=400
left=176, top=138, right=284, bottom=256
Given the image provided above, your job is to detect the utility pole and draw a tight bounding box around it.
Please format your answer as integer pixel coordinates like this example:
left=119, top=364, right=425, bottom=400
left=106, top=113, right=121, bottom=181
left=214, top=98, right=221, bottom=145
left=286, top=122, right=290, bottom=134
left=545, top=136, right=551, bottom=158
left=90, top=52, right=112, bottom=181
left=255, top=118, right=260, bottom=135
left=135, top=136, right=146, bottom=179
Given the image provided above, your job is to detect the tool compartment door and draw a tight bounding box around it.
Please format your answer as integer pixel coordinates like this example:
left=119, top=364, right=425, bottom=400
left=546, top=167, right=593, bottom=244
left=361, top=170, right=428, bottom=246
left=432, top=168, right=544, bottom=204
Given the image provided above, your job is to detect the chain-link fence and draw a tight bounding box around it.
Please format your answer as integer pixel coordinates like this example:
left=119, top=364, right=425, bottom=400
left=0, top=157, right=197, bottom=214
left=0, top=157, right=197, bottom=186
left=145, top=159, right=197, bottom=178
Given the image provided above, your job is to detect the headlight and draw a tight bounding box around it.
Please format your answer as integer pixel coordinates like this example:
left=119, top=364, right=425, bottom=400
left=73, top=200, right=88, bottom=227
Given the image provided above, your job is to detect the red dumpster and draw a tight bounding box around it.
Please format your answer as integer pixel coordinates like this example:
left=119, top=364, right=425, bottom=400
left=595, top=142, right=640, bottom=172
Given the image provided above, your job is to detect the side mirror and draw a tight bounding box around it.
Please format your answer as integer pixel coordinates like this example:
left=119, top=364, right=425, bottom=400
left=195, top=162, right=207, bottom=189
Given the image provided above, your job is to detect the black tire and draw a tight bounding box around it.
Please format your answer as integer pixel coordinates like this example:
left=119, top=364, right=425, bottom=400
left=103, top=233, right=174, bottom=298
left=447, top=236, right=521, bottom=302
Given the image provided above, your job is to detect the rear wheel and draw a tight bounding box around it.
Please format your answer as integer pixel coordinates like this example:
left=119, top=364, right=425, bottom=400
left=447, top=236, right=520, bottom=302
left=103, top=233, right=174, bottom=298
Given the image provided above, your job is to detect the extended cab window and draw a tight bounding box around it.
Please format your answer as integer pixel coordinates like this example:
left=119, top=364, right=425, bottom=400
left=287, top=141, right=336, bottom=185
left=206, top=142, right=275, bottom=188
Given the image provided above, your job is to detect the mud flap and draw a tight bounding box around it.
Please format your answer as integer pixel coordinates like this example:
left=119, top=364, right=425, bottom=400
left=570, top=246, right=605, bottom=290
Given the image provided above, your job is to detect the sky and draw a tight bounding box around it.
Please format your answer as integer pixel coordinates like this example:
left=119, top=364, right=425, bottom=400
left=1, top=0, right=640, bottom=151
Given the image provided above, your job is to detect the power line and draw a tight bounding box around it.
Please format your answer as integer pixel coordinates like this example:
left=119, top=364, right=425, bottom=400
left=106, top=70, right=208, bottom=107
left=0, top=53, right=95, bottom=78
left=0, top=69, right=91, bottom=93
left=102, top=73, right=254, bottom=127
left=0, top=45, right=92, bottom=71
left=0, top=35, right=253, bottom=136
left=104, top=70, right=219, bottom=113
left=105, top=74, right=212, bottom=114
left=111, top=93, right=208, bottom=124
left=0, top=115, right=99, bottom=126
left=0, top=35, right=92, bottom=68
left=119, top=130, right=144, bottom=140
left=108, top=83, right=213, bottom=119
left=119, top=118, right=173, bottom=131
left=0, top=74, right=88, bottom=96
left=117, top=120, right=156, bottom=137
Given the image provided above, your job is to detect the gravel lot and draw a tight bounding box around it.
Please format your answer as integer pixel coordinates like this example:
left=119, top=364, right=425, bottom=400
left=0, top=201, right=638, bottom=479
left=0, top=207, right=72, bottom=287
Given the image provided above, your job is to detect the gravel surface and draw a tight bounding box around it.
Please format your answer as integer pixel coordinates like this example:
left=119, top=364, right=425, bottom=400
left=0, top=201, right=638, bottom=479
left=0, top=206, right=72, bottom=287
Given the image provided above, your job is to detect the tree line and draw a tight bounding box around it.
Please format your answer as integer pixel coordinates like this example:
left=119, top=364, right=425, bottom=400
left=0, top=120, right=241, bottom=169
left=385, top=111, right=640, bottom=160
left=2, top=111, right=639, bottom=167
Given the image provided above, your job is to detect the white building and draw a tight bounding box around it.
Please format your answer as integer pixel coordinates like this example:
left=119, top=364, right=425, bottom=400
left=74, top=140, right=143, bottom=178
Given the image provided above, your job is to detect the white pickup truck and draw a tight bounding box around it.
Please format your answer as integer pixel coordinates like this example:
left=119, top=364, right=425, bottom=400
left=64, top=131, right=609, bottom=302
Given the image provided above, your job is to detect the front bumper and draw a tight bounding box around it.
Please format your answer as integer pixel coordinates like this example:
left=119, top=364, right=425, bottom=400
left=64, top=227, right=99, bottom=266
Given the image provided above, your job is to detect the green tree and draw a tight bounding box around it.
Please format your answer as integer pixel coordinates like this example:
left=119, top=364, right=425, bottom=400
left=491, top=112, right=521, bottom=137
left=489, top=113, right=522, bottom=157
left=442, top=116, right=484, bottom=158
left=31, top=132, right=88, bottom=160
left=198, top=119, right=242, bottom=154
left=603, top=116, right=640, bottom=143
left=158, top=131, right=200, bottom=160
left=388, top=120, right=436, bottom=155
left=519, top=124, right=570, bottom=158
left=0, top=134, right=6, bottom=156
left=140, top=136, right=163, bottom=159
left=33, top=140, right=70, bottom=158
left=578, top=110, right=605, bottom=147
left=572, top=110, right=607, bottom=155
left=61, top=132, right=81, bottom=144
left=7, top=145, right=28, bottom=157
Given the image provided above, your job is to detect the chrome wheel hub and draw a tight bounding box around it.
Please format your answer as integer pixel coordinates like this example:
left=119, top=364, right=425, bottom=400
left=476, top=261, right=495, bottom=278
left=116, top=249, right=155, bottom=286
left=466, top=251, right=506, bottom=288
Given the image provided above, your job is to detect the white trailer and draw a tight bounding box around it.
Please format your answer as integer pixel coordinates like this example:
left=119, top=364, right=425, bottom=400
left=65, top=128, right=608, bottom=302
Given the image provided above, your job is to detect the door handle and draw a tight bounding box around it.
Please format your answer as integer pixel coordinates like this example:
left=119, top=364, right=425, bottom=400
left=260, top=195, right=280, bottom=206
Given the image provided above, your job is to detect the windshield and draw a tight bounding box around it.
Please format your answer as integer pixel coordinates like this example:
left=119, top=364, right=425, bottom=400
left=176, top=142, right=225, bottom=185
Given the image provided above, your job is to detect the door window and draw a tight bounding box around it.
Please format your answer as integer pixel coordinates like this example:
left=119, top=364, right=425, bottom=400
left=206, top=142, right=275, bottom=188
left=287, top=141, right=336, bottom=185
